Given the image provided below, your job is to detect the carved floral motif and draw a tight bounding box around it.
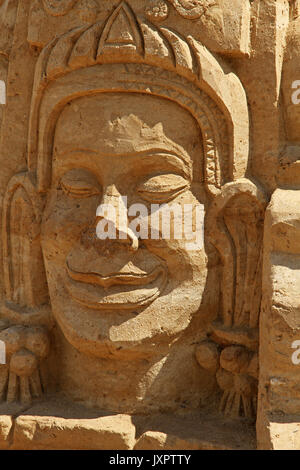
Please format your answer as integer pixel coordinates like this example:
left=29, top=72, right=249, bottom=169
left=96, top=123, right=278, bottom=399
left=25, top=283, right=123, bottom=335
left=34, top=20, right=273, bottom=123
left=145, top=0, right=169, bottom=22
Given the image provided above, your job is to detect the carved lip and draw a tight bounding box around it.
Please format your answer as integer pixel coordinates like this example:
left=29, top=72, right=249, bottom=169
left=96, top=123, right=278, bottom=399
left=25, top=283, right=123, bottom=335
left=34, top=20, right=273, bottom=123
left=64, top=263, right=167, bottom=310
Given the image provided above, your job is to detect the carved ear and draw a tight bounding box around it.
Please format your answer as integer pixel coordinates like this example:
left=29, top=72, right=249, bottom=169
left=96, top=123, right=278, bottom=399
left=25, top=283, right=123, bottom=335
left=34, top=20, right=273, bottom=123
left=206, top=179, right=266, bottom=330
left=2, top=172, right=49, bottom=308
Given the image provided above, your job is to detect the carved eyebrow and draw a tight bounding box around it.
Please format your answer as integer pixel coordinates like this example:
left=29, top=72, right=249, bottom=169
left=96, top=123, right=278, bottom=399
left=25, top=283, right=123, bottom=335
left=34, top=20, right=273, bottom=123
left=136, top=151, right=192, bottom=179
left=55, top=149, right=192, bottom=179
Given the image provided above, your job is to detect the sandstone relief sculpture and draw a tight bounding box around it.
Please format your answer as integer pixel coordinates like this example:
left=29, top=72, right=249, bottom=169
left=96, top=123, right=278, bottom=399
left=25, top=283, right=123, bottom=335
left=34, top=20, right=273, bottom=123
left=0, top=0, right=299, bottom=451
left=0, top=0, right=263, bottom=413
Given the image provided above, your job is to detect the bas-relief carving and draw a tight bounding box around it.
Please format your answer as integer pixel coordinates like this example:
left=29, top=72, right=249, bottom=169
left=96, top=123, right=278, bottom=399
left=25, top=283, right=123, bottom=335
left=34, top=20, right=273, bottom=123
left=0, top=0, right=269, bottom=449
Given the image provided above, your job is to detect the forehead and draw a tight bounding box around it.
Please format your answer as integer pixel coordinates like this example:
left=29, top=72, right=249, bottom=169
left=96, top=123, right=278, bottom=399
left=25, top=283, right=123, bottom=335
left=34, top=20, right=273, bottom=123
left=54, top=93, right=201, bottom=158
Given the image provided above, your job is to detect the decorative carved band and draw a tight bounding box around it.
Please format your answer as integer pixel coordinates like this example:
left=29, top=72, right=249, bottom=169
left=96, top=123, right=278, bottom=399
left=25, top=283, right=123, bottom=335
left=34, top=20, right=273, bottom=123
left=41, top=0, right=216, bottom=20
left=167, top=0, right=216, bottom=19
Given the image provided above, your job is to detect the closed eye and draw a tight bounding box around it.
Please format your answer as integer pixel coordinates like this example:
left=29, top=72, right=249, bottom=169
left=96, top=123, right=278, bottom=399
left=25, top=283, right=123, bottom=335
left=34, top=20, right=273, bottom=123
left=137, top=174, right=189, bottom=203
left=60, top=168, right=101, bottom=198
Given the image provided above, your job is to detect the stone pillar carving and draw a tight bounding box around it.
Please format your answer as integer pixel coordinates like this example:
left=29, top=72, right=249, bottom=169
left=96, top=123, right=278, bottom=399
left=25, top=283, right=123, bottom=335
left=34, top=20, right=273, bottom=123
left=257, top=0, right=300, bottom=449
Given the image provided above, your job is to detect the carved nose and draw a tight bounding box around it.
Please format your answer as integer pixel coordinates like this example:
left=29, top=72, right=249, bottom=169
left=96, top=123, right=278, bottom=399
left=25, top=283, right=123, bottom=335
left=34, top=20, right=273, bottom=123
left=95, top=185, right=139, bottom=251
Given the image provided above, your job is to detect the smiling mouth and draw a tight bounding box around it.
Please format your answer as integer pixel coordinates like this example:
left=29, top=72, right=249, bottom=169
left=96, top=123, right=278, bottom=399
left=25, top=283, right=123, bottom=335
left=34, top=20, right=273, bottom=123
left=64, top=263, right=167, bottom=310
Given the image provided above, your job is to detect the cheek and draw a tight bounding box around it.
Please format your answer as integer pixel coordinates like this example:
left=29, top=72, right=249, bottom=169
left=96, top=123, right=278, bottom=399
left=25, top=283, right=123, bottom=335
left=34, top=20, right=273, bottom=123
left=143, top=191, right=206, bottom=273
left=41, top=191, right=98, bottom=260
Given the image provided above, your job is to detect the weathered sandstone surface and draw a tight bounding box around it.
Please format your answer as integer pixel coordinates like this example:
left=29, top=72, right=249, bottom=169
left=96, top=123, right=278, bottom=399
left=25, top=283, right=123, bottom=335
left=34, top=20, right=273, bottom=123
left=0, top=0, right=300, bottom=450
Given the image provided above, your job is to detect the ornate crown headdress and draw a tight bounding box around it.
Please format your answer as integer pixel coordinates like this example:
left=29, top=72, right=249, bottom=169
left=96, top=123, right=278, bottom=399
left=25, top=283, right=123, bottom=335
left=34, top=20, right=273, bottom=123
left=27, top=1, right=249, bottom=195
left=1, top=2, right=265, bottom=413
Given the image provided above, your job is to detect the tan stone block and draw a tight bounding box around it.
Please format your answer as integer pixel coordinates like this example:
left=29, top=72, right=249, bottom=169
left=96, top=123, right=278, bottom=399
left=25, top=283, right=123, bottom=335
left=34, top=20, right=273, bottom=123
left=12, top=413, right=136, bottom=450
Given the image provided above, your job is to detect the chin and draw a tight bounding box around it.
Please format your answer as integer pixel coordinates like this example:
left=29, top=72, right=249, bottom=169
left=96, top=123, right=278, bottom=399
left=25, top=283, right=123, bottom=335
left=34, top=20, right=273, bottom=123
left=48, top=275, right=204, bottom=360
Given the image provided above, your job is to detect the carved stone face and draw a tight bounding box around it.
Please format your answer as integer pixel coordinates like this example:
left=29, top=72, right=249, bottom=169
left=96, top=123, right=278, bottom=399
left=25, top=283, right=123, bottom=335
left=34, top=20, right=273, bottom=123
left=41, top=93, right=208, bottom=358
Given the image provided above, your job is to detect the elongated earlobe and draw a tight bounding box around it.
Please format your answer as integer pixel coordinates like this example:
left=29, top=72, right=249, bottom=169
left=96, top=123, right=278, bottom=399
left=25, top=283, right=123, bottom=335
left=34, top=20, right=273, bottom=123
left=2, top=172, right=49, bottom=309
left=196, top=179, right=266, bottom=419
left=206, top=179, right=266, bottom=330
left=1, top=172, right=51, bottom=404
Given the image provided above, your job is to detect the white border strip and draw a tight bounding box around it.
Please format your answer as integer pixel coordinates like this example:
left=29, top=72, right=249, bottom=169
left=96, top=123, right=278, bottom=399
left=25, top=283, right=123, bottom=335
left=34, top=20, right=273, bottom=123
left=0, top=340, right=6, bottom=364
left=0, top=80, right=6, bottom=105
